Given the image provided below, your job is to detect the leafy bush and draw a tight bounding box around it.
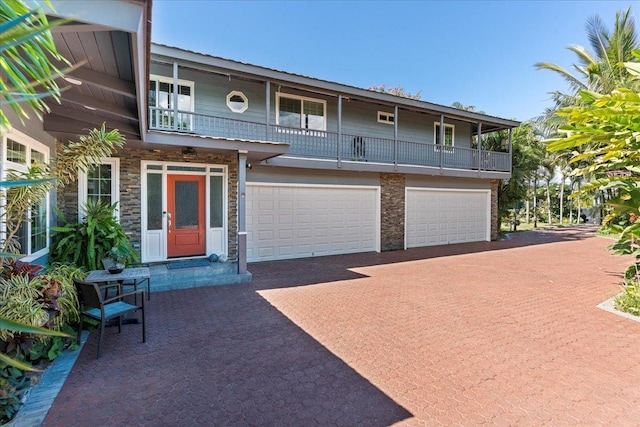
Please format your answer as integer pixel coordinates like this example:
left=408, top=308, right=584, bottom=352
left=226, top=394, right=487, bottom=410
left=50, top=200, right=138, bottom=270
left=0, top=260, right=82, bottom=423
left=0, top=274, right=49, bottom=342
left=40, top=263, right=84, bottom=329
left=625, top=263, right=640, bottom=282
left=615, top=280, right=640, bottom=316
left=0, top=365, right=29, bottom=423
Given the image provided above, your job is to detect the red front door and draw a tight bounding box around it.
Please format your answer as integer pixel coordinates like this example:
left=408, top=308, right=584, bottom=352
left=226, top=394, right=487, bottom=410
left=167, top=174, right=206, bottom=257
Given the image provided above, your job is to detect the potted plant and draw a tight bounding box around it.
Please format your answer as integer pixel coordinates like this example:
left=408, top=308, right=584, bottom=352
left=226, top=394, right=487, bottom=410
left=107, top=244, right=130, bottom=274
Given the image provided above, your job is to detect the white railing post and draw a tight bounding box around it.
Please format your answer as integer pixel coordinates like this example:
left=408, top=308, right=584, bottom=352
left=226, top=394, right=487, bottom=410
left=394, top=105, right=398, bottom=170
left=172, top=62, right=179, bottom=131
left=477, top=122, right=482, bottom=170
left=265, top=81, right=270, bottom=141
left=439, top=115, right=444, bottom=172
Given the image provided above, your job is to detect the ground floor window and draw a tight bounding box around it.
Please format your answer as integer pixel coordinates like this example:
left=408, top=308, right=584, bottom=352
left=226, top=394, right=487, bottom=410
left=78, top=158, right=120, bottom=220
left=1, top=130, right=50, bottom=258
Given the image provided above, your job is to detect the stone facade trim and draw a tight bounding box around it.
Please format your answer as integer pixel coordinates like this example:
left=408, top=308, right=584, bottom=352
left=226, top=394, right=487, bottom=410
left=380, top=173, right=406, bottom=251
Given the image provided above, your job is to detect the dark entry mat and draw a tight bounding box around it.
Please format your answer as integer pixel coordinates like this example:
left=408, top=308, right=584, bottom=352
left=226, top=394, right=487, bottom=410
left=166, top=259, right=210, bottom=270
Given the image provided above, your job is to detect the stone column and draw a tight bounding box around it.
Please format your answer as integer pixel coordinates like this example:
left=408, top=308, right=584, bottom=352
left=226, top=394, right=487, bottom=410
left=380, top=173, right=406, bottom=251
left=490, top=179, right=499, bottom=240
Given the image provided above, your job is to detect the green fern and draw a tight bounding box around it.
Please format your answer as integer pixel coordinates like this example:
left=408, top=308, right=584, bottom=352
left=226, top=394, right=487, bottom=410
left=49, top=200, right=137, bottom=270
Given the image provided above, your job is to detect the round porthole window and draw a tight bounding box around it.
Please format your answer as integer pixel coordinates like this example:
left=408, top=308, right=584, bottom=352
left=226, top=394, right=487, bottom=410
left=226, top=91, right=248, bottom=113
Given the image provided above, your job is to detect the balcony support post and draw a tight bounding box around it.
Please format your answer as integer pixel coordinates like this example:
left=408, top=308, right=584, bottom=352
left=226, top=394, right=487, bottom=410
left=394, top=105, right=398, bottom=170
left=237, top=150, right=248, bottom=275
left=439, top=114, right=444, bottom=172
left=172, top=62, right=179, bottom=131
left=477, top=122, right=482, bottom=171
left=337, top=95, right=342, bottom=168
left=508, top=127, right=513, bottom=173
left=265, top=80, right=271, bottom=141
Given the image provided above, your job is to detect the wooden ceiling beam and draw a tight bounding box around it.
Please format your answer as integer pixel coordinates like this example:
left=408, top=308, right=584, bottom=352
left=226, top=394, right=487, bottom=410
left=58, top=90, right=138, bottom=122
left=43, top=113, right=140, bottom=139
left=66, top=67, right=136, bottom=98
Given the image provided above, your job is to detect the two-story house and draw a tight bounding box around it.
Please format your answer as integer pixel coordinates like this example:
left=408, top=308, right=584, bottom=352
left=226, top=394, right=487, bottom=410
left=3, top=0, right=519, bottom=279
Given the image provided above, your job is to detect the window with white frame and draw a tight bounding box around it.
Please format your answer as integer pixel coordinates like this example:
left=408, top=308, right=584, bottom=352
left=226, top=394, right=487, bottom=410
left=78, top=158, right=120, bottom=221
left=2, top=132, right=50, bottom=257
left=226, top=91, right=248, bottom=113
left=276, top=92, right=326, bottom=132
left=434, top=122, right=455, bottom=147
left=149, top=75, right=195, bottom=130
left=377, top=111, right=395, bottom=125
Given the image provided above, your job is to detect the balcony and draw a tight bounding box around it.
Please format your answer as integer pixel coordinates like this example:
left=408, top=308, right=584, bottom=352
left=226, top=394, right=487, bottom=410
left=149, top=107, right=511, bottom=173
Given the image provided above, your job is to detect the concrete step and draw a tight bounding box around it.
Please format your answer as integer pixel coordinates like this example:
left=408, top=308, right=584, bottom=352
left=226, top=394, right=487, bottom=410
left=148, top=261, right=252, bottom=293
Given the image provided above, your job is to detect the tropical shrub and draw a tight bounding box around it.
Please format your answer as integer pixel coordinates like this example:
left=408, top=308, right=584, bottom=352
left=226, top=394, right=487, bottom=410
left=0, top=364, right=29, bottom=423
left=0, top=260, right=83, bottom=349
left=546, top=51, right=640, bottom=316
left=0, top=274, right=49, bottom=342
left=40, top=263, right=84, bottom=329
left=0, top=261, right=83, bottom=424
left=50, top=200, right=138, bottom=270
left=615, top=281, right=640, bottom=316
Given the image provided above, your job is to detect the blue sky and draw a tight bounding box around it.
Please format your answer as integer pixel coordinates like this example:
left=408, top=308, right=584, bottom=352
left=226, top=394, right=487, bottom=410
left=152, top=1, right=635, bottom=123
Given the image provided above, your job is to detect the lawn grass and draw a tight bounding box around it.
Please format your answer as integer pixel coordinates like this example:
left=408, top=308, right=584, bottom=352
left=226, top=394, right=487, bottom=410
left=595, top=228, right=621, bottom=240
left=500, top=221, right=554, bottom=233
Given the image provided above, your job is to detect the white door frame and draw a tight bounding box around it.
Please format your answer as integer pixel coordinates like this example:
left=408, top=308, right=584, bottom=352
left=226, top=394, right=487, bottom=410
left=140, top=161, right=227, bottom=262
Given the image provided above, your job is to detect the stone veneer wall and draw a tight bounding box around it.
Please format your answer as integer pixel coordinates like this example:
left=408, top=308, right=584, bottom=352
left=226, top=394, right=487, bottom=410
left=490, top=179, right=499, bottom=241
left=380, top=173, right=406, bottom=251
left=56, top=145, right=238, bottom=261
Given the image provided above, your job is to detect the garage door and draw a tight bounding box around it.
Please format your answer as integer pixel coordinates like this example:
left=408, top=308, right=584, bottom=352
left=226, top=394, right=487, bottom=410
left=247, top=184, right=379, bottom=262
left=406, top=188, right=489, bottom=248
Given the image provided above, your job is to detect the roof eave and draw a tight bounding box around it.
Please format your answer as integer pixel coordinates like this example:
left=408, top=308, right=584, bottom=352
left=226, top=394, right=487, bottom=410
left=151, top=43, right=521, bottom=129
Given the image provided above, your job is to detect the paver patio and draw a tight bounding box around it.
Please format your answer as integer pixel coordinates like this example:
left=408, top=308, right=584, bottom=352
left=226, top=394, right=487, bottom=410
left=42, top=226, right=640, bottom=426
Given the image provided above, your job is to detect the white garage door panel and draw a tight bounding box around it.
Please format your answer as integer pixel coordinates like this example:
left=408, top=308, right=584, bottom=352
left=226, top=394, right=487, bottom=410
left=406, top=189, right=489, bottom=248
left=247, top=185, right=378, bottom=262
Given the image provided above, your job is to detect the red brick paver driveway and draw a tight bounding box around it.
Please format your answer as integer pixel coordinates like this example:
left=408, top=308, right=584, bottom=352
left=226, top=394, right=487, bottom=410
left=44, top=227, right=640, bottom=426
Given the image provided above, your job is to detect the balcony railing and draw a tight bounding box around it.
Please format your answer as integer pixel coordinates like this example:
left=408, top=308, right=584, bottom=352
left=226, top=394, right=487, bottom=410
left=149, top=107, right=511, bottom=172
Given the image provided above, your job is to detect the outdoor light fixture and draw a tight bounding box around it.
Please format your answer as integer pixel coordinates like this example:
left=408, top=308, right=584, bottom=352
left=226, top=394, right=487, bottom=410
left=181, top=147, right=197, bottom=158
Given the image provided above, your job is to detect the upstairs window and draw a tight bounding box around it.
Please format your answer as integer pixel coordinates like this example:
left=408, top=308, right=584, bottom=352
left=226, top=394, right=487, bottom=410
left=149, top=75, right=194, bottom=130
left=434, top=122, right=455, bottom=147
left=276, top=93, right=326, bottom=132
left=377, top=111, right=395, bottom=125
left=226, top=91, right=248, bottom=113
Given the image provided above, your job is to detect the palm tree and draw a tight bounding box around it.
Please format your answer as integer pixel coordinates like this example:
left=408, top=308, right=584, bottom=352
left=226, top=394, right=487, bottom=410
left=535, top=7, right=639, bottom=100
left=535, top=7, right=639, bottom=136
left=557, top=155, right=572, bottom=224
left=536, top=7, right=639, bottom=227
left=0, top=0, right=70, bottom=131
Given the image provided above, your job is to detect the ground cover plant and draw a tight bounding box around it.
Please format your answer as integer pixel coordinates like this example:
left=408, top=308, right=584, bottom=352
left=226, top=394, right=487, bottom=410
left=0, top=260, right=85, bottom=423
